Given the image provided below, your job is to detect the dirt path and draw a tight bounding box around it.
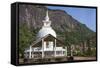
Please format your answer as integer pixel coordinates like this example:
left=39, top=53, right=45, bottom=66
left=74, top=56, right=96, bottom=60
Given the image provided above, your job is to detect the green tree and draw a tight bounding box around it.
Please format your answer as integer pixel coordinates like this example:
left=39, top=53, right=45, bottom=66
left=19, top=23, right=36, bottom=58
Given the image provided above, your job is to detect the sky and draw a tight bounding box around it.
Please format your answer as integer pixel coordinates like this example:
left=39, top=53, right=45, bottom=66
left=47, top=6, right=96, bottom=32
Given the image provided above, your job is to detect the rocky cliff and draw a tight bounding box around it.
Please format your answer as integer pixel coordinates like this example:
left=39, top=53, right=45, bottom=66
left=19, top=4, right=93, bottom=32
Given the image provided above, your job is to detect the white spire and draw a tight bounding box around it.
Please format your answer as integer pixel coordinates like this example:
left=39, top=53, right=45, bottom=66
left=37, top=10, right=56, bottom=39
left=45, top=10, right=49, bottom=21
left=43, top=10, right=51, bottom=27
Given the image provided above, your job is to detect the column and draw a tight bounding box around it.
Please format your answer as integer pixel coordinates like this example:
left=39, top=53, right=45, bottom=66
left=65, top=46, right=67, bottom=56
left=54, top=39, right=56, bottom=57
left=42, top=39, right=44, bottom=58
left=32, top=49, right=34, bottom=58
left=71, top=45, right=73, bottom=56
left=29, top=46, right=32, bottom=59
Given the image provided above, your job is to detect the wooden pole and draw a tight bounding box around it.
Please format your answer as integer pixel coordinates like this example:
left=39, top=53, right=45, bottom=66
left=54, top=39, right=56, bottom=57
left=65, top=46, right=67, bottom=56
left=42, top=39, right=44, bottom=58
left=29, top=46, right=32, bottom=59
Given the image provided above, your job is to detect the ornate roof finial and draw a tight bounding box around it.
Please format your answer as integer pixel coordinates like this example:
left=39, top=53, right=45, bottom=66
left=43, top=10, right=51, bottom=27
left=45, top=10, right=49, bottom=21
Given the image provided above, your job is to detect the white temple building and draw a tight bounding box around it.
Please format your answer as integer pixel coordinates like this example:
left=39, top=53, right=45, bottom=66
left=24, top=10, right=67, bottom=59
